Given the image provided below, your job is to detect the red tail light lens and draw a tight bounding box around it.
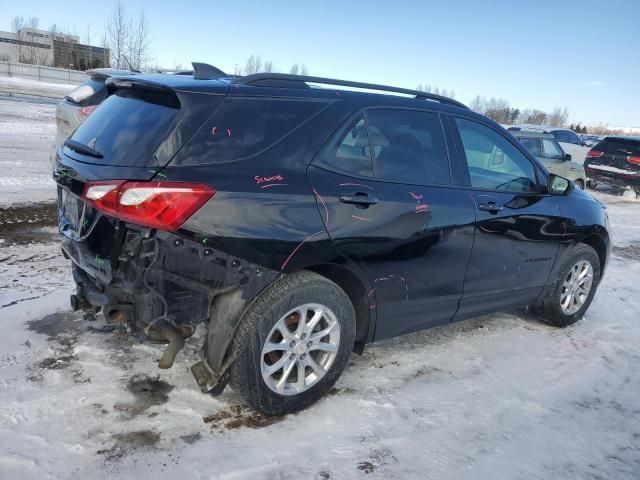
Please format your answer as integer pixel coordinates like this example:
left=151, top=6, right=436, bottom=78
left=628, top=155, right=640, bottom=165
left=82, top=181, right=215, bottom=231
left=586, top=150, right=603, bottom=158
left=76, top=105, right=98, bottom=120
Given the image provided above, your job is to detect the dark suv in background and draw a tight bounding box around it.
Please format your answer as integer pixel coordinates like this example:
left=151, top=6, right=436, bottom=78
left=54, top=65, right=610, bottom=415
left=584, top=136, right=640, bottom=199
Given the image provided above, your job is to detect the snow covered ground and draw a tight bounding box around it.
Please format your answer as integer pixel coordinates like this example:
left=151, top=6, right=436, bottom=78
left=1, top=96, right=640, bottom=479
left=0, top=97, right=58, bottom=206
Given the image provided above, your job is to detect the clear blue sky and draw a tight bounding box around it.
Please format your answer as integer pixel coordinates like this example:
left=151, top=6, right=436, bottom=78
left=3, top=0, right=639, bottom=127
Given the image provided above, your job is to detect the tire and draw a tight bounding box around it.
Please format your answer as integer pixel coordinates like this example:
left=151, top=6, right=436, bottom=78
left=574, top=179, right=585, bottom=190
left=532, top=244, right=600, bottom=327
left=586, top=180, right=598, bottom=189
left=228, top=271, right=356, bottom=415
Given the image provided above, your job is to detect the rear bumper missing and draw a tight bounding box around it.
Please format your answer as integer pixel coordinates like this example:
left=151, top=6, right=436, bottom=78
left=62, top=225, right=280, bottom=391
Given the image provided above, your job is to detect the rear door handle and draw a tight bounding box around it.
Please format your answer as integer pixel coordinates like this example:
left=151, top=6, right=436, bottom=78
left=477, top=202, right=503, bottom=213
left=339, top=192, right=378, bottom=206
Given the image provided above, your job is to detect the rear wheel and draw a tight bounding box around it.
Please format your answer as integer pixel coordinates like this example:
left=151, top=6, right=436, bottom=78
left=532, top=244, right=600, bottom=327
left=228, top=271, right=355, bottom=415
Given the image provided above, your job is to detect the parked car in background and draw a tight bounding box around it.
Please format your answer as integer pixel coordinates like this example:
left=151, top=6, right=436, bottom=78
left=54, top=69, right=133, bottom=151
left=584, top=136, right=640, bottom=199
left=509, top=125, right=591, bottom=164
left=511, top=130, right=586, bottom=189
left=54, top=66, right=610, bottom=415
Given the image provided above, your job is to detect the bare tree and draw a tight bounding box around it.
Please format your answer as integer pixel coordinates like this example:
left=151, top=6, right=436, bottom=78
left=289, top=63, right=299, bottom=75
left=245, top=54, right=257, bottom=74
left=106, top=0, right=129, bottom=69
left=263, top=60, right=274, bottom=73
left=11, top=16, right=26, bottom=63
left=300, top=64, right=308, bottom=76
left=519, top=108, right=547, bottom=125
left=547, top=106, right=570, bottom=127
left=128, top=11, right=150, bottom=70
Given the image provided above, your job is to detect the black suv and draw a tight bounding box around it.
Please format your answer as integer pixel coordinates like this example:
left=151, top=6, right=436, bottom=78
left=54, top=65, right=610, bottom=415
left=584, top=136, right=640, bottom=199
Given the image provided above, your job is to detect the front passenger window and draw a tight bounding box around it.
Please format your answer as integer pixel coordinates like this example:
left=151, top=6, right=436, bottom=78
left=455, top=118, right=537, bottom=193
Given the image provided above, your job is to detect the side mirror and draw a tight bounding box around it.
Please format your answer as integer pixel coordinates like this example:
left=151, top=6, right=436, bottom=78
left=564, top=153, right=572, bottom=161
left=549, top=174, right=571, bottom=195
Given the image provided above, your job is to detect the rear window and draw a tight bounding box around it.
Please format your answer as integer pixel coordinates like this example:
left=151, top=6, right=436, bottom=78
left=517, top=137, right=541, bottom=156
left=177, top=97, right=327, bottom=164
left=65, top=88, right=179, bottom=166
left=594, top=138, right=640, bottom=155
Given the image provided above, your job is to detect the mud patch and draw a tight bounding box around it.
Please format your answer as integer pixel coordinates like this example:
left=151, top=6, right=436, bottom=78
left=613, top=242, right=640, bottom=261
left=0, top=202, right=58, bottom=245
left=203, top=404, right=285, bottom=430
left=114, top=374, right=174, bottom=416
left=326, top=386, right=356, bottom=397
left=180, top=432, right=201, bottom=444
left=27, top=311, right=83, bottom=338
left=356, top=448, right=398, bottom=475
left=97, top=430, right=161, bottom=462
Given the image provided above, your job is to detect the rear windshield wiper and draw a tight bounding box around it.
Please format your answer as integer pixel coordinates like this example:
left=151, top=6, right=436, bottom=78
left=63, top=139, right=104, bottom=159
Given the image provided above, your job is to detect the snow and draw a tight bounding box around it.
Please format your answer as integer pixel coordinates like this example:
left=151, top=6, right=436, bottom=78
left=0, top=98, right=57, bottom=206
left=0, top=75, right=75, bottom=99
left=1, top=94, right=640, bottom=480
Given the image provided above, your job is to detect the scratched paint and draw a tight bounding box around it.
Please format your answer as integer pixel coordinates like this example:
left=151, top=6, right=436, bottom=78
left=260, top=183, right=289, bottom=189
left=351, top=215, right=371, bottom=221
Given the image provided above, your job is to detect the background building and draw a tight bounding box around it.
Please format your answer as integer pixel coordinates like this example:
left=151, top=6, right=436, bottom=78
left=0, top=28, right=109, bottom=70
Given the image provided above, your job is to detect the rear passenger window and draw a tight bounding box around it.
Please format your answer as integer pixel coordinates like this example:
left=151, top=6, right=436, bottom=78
left=319, top=114, right=373, bottom=176
left=366, top=109, right=450, bottom=184
left=180, top=98, right=326, bottom=164
left=518, top=137, right=541, bottom=156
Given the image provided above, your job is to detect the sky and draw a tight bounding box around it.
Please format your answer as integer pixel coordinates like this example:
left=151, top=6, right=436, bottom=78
left=2, top=0, right=639, bottom=127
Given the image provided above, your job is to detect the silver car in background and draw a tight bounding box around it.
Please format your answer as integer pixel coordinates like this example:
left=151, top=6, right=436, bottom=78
left=511, top=130, right=587, bottom=189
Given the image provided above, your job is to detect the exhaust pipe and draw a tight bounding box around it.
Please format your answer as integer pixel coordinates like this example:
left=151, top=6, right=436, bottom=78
left=157, top=326, right=185, bottom=369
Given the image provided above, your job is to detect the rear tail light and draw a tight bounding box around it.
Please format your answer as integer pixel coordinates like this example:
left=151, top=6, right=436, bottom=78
left=76, top=105, right=98, bottom=120
left=627, top=156, right=640, bottom=165
left=586, top=150, right=603, bottom=158
left=82, top=180, right=214, bottom=231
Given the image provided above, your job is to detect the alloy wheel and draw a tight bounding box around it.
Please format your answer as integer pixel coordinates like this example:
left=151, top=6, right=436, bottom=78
left=261, top=303, right=340, bottom=395
left=560, top=260, right=594, bottom=315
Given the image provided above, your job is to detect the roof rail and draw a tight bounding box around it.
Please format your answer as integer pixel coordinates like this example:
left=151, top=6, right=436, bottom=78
left=233, top=73, right=468, bottom=109
left=192, top=62, right=227, bottom=80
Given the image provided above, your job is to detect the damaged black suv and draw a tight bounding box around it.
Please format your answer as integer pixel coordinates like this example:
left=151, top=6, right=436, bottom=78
left=55, top=64, right=610, bottom=415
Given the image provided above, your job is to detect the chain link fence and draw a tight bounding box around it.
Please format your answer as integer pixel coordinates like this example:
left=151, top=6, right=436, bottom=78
left=0, top=61, right=86, bottom=85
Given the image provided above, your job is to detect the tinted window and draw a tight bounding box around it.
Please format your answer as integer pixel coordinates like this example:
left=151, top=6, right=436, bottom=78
left=553, top=130, right=581, bottom=145
left=518, top=137, right=541, bottom=156
left=541, top=138, right=564, bottom=159
left=455, top=118, right=537, bottom=193
left=66, top=88, right=179, bottom=166
left=366, top=109, right=450, bottom=184
left=320, top=114, right=373, bottom=176
left=183, top=98, right=326, bottom=164
left=594, top=138, right=640, bottom=155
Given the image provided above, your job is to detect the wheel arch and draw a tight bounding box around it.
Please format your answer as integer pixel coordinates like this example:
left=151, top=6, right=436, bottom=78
left=579, top=231, right=609, bottom=276
left=306, top=262, right=374, bottom=352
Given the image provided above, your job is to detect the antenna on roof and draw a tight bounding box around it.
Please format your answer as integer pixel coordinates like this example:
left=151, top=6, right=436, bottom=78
left=192, top=62, right=227, bottom=80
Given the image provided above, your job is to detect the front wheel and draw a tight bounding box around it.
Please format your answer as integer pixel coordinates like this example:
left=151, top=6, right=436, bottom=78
left=532, top=244, right=600, bottom=327
left=228, top=271, right=355, bottom=415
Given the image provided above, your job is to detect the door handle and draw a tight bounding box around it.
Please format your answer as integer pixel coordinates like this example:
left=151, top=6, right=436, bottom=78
left=339, top=192, right=378, bottom=206
left=477, top=202, right=503, bottom=213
